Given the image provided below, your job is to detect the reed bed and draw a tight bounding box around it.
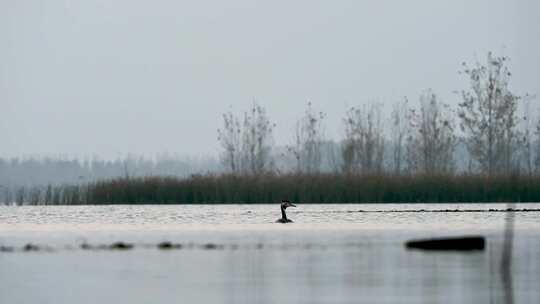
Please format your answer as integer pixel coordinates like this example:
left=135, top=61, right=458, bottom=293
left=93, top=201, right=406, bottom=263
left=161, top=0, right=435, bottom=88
left=30, top=173, right=540, bottom=205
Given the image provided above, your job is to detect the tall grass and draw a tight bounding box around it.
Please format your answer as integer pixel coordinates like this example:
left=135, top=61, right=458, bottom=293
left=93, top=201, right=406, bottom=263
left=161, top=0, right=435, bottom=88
left=8, top=173, right=539, bottom=205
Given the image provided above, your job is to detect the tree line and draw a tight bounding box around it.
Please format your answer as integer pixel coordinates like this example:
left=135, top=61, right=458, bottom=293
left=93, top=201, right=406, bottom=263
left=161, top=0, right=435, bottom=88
left=218, top=52, right=538, bottom=177
left=0, top=155, right=219, bottom=187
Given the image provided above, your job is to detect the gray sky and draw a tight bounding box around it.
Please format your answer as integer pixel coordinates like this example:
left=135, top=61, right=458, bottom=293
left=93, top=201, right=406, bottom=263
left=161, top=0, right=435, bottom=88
left=1, top=0, right=539, bottom=159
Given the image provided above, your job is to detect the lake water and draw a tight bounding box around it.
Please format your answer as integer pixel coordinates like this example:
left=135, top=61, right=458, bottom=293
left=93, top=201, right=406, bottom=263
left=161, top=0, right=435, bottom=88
left=1, top=203, right=539, bottom=304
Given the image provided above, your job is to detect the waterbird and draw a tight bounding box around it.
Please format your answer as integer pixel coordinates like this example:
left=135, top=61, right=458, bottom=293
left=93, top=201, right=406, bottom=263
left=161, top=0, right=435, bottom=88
left=276, top=200, right=296, bottom=223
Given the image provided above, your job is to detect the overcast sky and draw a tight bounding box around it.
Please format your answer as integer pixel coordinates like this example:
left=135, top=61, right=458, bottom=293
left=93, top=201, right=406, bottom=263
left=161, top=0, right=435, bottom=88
left=1, top=0, right=539, bottom=159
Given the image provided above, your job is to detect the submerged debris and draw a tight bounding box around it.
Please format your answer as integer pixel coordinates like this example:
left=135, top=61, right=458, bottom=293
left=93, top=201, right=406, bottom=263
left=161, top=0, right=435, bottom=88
left=23, top=243, right=41, bottom=252
left=0, top=245, right=14, bottom=252
left=201, top=243, right=224, bottom=250
left=0, top=244, right=54, bottom=253
left=80, top=242, right=134, bottom=250
left=157, top=242, right=182, bottom=250
left=355, top=208, right=540, bottom=213
left=405, top=236, right=485, bottom=251
left=80, top=243, right=93, bottom=250
left=108, top=242, right=134, bottom=250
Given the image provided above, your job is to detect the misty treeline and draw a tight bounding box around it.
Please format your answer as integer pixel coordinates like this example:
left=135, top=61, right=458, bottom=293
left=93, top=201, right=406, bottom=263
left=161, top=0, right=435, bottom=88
left=0, top=155, right=220, bottom=204
left=219, top=52, right=538, bottom=177
left=0, top=154, right=219, bottom=187
left=3, top=52, right=540, bottom=205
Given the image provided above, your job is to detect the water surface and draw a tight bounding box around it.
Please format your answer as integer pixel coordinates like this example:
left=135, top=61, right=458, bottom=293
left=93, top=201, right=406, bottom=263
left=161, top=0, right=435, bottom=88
left=1, top=203, right=539, bottom=303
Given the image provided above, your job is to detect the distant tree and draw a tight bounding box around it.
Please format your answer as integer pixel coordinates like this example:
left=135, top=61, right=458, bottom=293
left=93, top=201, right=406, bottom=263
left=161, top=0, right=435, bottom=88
left=239, top=103, right=275, bottom=175
left=29, top=187, right=41, bottom=205
left=405, top=107, right=420, bottom=174
left=324, top=140, right=343, bottom=173
left=458, top=52, right=523, bottom=175
left=44, top=185, right=53, bottom=205
left=15, top=187, right=25, bottom=206
left=535, top=118, right=540, bottom=174
left=287, top=102, right=326, bottom=173
left=408, top=90, right=457, bottom=175
left=390, top=98, right=409, bottom=175
left=5, top=188, right=13, bottom=206
left=520, top=100, right=534, bottom=176
left=217, top=110, right=242, bottom=173
left=341, top=103, right=385, bottom=174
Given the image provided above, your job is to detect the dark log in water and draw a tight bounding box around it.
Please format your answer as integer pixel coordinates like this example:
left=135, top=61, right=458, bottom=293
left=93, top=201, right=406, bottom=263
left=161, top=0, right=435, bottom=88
left=405, top=236, right=485, bottom=251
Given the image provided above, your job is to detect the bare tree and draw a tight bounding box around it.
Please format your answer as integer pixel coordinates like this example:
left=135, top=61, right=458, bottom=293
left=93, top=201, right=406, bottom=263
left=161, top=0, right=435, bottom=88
left=287, top=102, right=326, bottom=173
left=404, top=107, right=420, bottom=174
left=520, top=100, right=534, bottom=176
left=218, top=103, right=274, bottom=175
left=534, top=117, right=540, bottom=174
left=217, top=110, right=242, bottom=173
left=458, top=52, right=522, bottom=175
left=341, top=103, right=385, bottom=174
left=390, top=98, right=409, bottom=175
left=408, top=90, right=457, bottom=175
left=324, top=140, right=342, bottom=173
left=240, top=103, right=275, bottom=175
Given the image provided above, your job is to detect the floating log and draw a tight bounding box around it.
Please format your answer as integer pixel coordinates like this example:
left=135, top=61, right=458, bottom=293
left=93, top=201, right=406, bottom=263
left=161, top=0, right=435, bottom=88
left=405, top=236, right=485, bottom=251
